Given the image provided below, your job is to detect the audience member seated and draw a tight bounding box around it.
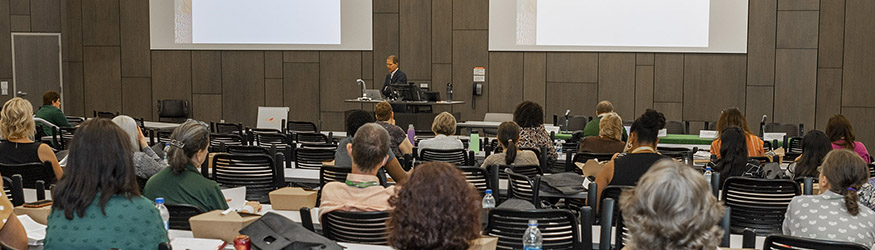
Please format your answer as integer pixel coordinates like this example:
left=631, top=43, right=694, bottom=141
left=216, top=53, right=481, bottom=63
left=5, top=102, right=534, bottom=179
left=0, top=97, right=63, bottom=180
left=112, top=115, right=167, bottom=179
left=320, top=123, right=397, bottom=217
left=480, top=121, right=539, bottom=168
left=827, top=114, right=871, bottom=162
left=44, top=119, right=168, bottom=249
left=859, top=178, right=875, bottom=213
left=34, top=91, right=72, bottom=138
left=0, top=177, right=27, bottom=249
left=582, top=100, right=628, bottom=141
left=786, top=130, right=832, bottom=179
left=595, top=109, right=666, bottom=203
left=513, top=101, right=557, bottom=164
left=417, top=112, right=463, bottom=154
left=709, top=107, right=764, bottom=158
left=145, top=122, right=258, bottom=212
left=335, top=110, right=409, bottom=185
left=620, top=159, right=725, bottom=250
left=374, top=101, right=414, bottom=157
left=578, top=112, right=625, bottom=154
left=783, top=149, right=875, bottom=246
left=387, top=162, right=480, bottom=250
left=710, top=127, right=761, bottom=185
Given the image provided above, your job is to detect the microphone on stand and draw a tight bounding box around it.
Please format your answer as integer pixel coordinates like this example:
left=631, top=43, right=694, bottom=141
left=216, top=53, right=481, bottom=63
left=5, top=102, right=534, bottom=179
left=564, top=110, right=571, bottom=131
left=356, top=79, right=367, bottom=100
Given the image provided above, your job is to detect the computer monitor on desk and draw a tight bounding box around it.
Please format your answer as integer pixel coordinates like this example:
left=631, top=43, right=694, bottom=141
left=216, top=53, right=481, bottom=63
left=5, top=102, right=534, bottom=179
left=389, top=84, right=422, bottom=101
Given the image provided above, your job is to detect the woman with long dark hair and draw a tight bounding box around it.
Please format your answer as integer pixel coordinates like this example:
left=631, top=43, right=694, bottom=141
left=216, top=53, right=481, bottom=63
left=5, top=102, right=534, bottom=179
left=709, top=107, right=764, bottom=158
left=712, top=126, right=760, bottom=184
left=787, top=130, right=832, bottom=179
left=44, top=119, right=168, bottom=249
left=480, top=121, right=539, bottom=168
left=826, top=114, right=870, bottom=161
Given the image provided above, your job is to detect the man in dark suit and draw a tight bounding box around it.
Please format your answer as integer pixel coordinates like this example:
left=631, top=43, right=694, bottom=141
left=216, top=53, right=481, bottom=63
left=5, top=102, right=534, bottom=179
left=381, top=55, right=408, bottom=97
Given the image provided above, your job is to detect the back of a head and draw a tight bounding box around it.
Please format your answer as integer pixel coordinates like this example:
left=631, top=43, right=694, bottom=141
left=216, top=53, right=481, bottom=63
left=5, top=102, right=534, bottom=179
left=498, top=121, right=522, bottom=165
left=167, top=122, right=210, bottom=174
left=795, top=130, right=832, bottom=178
left=719, top=126, right=748, bottom=167
left=42, top=91, right=60, bottom=106
left=111, top=115, right=140, bottom=151
left=388, top=162, right=480, bottom=250
left=0, top=97, right=34, bottom=140
left=620, top=159, right=724, bottom=250
left=716, top=108, right=751, bottom=136
left=599, top=112, right=623, bottom=141
left=630, top=109, right=666, bottom=145
left=826, top=114, right=855, bottom=149
left=351, top=123, right=390, bottom=172
left=53, top=118, right=138, bottom=220
left=513, top=101, right=543, bottom=128
left=431, top=112, right=457, bottom=136
left=346, top=109, right=376, bottom=135
left=821, top=149, right=869, bottom=216
left=375, top=101, right=393, bottom=121
left=596, top=101, right=614, bottom=114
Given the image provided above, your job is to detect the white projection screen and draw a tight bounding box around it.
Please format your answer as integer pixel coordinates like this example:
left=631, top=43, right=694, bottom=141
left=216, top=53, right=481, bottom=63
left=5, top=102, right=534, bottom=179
left=490, top=0, right=748, bottom=53
left=150, top=0, right=372, bottom=50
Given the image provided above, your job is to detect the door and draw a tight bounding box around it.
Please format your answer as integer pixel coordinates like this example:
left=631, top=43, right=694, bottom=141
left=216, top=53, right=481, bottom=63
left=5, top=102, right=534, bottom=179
left=12, top=34, right=62, bottom=111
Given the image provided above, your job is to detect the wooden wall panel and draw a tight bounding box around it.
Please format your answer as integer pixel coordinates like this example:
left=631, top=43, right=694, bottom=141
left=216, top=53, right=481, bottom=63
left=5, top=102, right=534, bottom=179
left=816, top=68, right=842, bottom=129
left=546, top=83, right=597, bottom=122
left=119, top=0, right=150, bottom=77
left=264, top=79, right=283, bottom=107
left=374, top=0, right=398, bottom=13
left=264, top=51, right=282, bottom=79
left=819, top=0, right=845, bottom=68
left=400, top=0, right=431, bottom=80
left=222, top=51, right=264, bottom=126
left=320, top=112, right=346, bottom=132
left=774, top=49, right=817, bottom=129
left=319, top=52, right=361, bottom=113
left=747, top=0, right=777, bottom=86
left=9, top=0, right=28, bottom=14
left=487, top=52, right=523, bottom=113
left=282, top=51, right=318, bottom=63
left=191, top=51, right=221, bottom=94
left=546, top=53, right=598, bottom=83
left=653, top=102, right=682, bottom=121
left=776, top=11, right=820, bottom=49
left=636, top=53, right=654, bottom=66
left=30, top=0, right=60, bottom=32
left=635, top=66, right=654, bottom=116
left=654, top=54, right=684, bottom=102
left=121, top=77, right=151, bottom=119
left=432, top=0, right=452, bottom=64
left=452, top=0, right=488, bottom=30
left=745, top=86, right=775, bottom=130
left=598, top=53, right=636, bottom=119
left=192, top=94, right=222, bottom=123
left=840, top=107, right=875, bottom=147
left=10, top=15, right=28, bottom=32
left=362, top=51, right=373, bottom=81
left=452, top=30, right=488, bottom=121
left=284, top=63, right=320, bottom=123
left=83, top=47, right=121, bottom=114
left=682, top=54, right=747, bottom=121
left=373, top=14, right=398, bottom=84
left=81, top=0, right=118, bottom=46
left=842, top=0, right=875, bottom=107
left=151, top=51, right=191, bottom=120
left=61, top=0, right=82, bottom=62
left=431, top=63, right=453, bottom=114
left=0, top=0, right=10, bottom=79
left=62, top=61, right=84, bottom=116
left=778, top=0, right=819, bottom=10
left=523, top=52, right=546, bottom=113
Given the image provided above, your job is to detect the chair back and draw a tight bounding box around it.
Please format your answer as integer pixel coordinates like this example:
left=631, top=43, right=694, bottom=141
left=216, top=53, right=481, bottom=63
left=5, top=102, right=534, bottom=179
left=763, top=234, right=869, bottom=250
left=657, top=147, right=695, bottom=165
left=869, top=164, right=875, bottom=180
left=295, top=132, right=330, bottom=144
left=321, top=210, right=391, bottom=245
left=157, top=99, right=190, bottom=123
left=211, top=122, right=243, bottom=135
left=764, top=123, right=802, bottom=138
left=210, top=133, right=245, bottom=152
left=65, top=116, right=85, bottom=126
left=0, top=161, right=56, bottom=188
left=558, top=115, right=589, bottom=131
left=787, top=136, right=803, bottom=153
left=665, top=120, right=688, bottom=134
left=506, top=169, right=541, bottom=208
left=3, top=175, right=23, bottom=206
left=226, top=145, right=271, bottom=155
left=456, top=166, right=492, bottom=195
left=294, top=144, right=336, bottom=170
left=319, top=166, right=351, bottom=189
left=93, top=110, right=118, bottom=118
left=166, top=204, right=205, bottom=230
left=720, top=177, right=800, bottom=235
left=211, top=153, right=282, bottom=203
left=287, top=121, right=318, bottom=133
left=418, top=148, right=470, bottom=166
left=485, top=208, right=583, bottom=250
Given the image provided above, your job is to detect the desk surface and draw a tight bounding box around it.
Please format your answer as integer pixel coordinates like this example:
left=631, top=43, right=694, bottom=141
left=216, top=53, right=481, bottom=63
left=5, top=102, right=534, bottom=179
left=345, top=99, right=464, bottom=105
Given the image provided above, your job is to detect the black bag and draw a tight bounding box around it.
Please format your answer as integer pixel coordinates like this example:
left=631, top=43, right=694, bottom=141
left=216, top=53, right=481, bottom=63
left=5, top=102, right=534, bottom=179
left=239, top=212, right=343, bottom=250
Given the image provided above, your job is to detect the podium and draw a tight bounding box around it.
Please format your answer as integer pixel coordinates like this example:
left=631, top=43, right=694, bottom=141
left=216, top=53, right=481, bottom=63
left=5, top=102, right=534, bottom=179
left=344, top=99, right=465, bottom=132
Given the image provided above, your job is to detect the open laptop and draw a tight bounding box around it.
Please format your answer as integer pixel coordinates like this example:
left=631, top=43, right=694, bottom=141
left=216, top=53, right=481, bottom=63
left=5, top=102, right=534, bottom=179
left=363, top=89, right=383, bottom=100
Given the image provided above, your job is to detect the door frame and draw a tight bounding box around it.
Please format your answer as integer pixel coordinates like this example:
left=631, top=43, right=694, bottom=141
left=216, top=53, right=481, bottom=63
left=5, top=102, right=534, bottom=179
left=11, top=33, right=63, bottom=111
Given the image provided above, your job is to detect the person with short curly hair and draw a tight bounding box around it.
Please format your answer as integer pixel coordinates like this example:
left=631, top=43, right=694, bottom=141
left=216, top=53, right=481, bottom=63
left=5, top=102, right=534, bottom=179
left=513, top=101, right=557, bottom=164
left=417, top=112, right=463, bottom=154
left=595, top=109, right=666, bottom=206
left=374, top=101, right=413, bottom=157
left=0, top=97, right=63, bottom=180
left=388, top=162, right=481, bottom=250
left=620, top=159, right=725, bottom=250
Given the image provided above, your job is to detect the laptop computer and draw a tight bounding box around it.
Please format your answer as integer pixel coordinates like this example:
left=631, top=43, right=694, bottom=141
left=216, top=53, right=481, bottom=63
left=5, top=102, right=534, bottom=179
left=363, top=89, right=383, bottom=100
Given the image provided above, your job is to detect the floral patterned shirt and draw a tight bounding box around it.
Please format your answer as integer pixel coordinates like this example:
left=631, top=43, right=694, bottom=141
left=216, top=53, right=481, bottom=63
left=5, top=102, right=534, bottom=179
left=518, top=125, right=557, bottom=164
left=859, top=178, right=875, bottom=213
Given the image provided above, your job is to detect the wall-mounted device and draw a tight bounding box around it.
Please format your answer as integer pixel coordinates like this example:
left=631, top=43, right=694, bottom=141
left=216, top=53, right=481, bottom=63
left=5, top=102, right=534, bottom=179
left=0, top=81, right=7, bottom=96
left=473, top=83, right=483, bottom=96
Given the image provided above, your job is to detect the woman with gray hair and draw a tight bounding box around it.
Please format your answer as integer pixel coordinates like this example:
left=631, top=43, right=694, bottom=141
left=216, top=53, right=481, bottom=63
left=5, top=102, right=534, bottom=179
left=620, top=159, right=725, bottom=250
left=111, top=115, right=167, bottom=179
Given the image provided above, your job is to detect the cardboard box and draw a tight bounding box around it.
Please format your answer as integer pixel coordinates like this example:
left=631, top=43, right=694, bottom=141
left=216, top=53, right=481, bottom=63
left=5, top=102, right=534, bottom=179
left=269, top=187, right=317, bottom=210
left=468, top=236, right=498, bottom=250
left=189, top=210, right=261, bottom=242
left=14, top=205, right=51, bottom=225
left=576, top=159, right=607, bottom=178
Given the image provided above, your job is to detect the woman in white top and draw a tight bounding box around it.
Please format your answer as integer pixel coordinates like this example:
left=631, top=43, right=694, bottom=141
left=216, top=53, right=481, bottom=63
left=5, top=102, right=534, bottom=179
left=417, top=112, right=463, bottom=154
left=783, top=149, right=875, bottom=247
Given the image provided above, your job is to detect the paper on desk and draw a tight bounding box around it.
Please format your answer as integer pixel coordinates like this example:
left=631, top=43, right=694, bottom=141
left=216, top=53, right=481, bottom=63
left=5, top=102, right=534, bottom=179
left=699, top=130, right=717, bottom=139
left=763, top=132, right=786, bottom=142
left=658, top=128, right=667, bottom=138
left=221, top=186, right=246, bottom=209
left=170, top=237, right=226, bottom=250
left=18, top=215, right=45, bottom=242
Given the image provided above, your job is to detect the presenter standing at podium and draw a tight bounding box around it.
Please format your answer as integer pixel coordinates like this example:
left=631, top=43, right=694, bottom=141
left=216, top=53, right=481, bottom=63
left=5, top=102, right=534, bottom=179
left=381, top=55, right=408, bottom=97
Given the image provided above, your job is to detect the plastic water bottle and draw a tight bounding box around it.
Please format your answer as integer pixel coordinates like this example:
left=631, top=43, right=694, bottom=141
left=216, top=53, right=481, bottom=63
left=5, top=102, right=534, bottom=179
left=155, top=198, right=170, bottom=231
left=407, top=124, right=415, bottom=146
left=704, top=166, right=713, bottom=187
left=523, top=219, right=542, bottom=250
left=482, top=189, right=495, bottom=209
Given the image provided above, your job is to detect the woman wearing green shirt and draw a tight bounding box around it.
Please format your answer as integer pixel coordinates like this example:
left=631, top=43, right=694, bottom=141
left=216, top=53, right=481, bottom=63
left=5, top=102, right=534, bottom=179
left=45, top=119, right=168, bottom=250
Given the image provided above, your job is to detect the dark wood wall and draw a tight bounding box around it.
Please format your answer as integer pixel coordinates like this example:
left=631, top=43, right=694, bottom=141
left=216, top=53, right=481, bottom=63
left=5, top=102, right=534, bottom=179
left=2, top=0, right=874, bottom=144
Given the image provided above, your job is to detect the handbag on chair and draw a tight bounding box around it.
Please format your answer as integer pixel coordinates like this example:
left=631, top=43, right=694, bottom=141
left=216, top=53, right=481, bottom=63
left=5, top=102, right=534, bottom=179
left=239, top=213, right=343, bottom=250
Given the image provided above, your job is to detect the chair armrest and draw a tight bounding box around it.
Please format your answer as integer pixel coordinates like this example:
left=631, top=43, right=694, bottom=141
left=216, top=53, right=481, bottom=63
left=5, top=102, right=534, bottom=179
left=300, top=207, right=314, bottom=232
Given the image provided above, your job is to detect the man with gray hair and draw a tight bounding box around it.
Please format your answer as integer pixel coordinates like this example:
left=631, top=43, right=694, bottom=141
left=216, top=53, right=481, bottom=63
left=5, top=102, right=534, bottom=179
left=582, top=100, right=628, bottom=141
left=319, top=123, right=396, bottom=217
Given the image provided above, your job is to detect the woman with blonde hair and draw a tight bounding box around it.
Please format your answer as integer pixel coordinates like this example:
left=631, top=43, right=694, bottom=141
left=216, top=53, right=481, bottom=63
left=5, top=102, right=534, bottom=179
left=620, top=159, right=725, bottom=250
left=709, top=107, right=764, bottom=158
left=0, top=97, right=63, bottom=180
left=417, top=112, right=463, bottom=154
left=578, top=112, right=625, bottom=153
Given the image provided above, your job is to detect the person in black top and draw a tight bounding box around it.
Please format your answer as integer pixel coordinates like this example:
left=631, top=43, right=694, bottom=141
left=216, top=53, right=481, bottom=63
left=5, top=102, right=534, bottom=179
left=595, top=109, right=666, bottom=207
left=0, top=97, right=64, bottom=181
left=711, top=126, right=760, bottom=184
left=381, top=55, right=408, bottom=97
